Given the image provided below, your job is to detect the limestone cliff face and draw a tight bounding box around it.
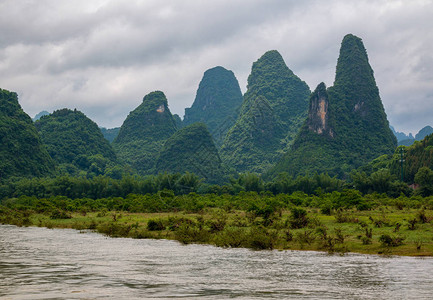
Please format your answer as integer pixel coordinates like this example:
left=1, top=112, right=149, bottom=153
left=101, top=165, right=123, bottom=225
left=307, top=82, right=333, bottom=137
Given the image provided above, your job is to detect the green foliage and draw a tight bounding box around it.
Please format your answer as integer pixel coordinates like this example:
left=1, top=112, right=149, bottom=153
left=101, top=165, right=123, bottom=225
left=155, top=123, right=228, bottom=183
left=35, top=108, right=119, bottom=177
left=112, top=91, right=177, bottom=175
left=289, top=207, right=309, bottom=229
left=230, top=173, right=265, bottom=193
left=221, top=50, right=310, bottom=173
left=172, top=114, right=183, bottom=129
left=391, top=135, right=433, bottom=182
left=270, top=35, right=397, bottom=179
left=147, top=219, right=165, bottom=231
left=379, top=234, right=404, bottom=247
left=183, top=66, right=243, bottom=146
left=415, top=167, right=433, bottom=196
left=0, top=88, right=54, bottom=180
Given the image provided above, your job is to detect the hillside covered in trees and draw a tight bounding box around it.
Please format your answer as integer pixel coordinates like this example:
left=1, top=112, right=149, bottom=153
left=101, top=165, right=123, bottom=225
left=183, top=66, right=243, bottom=146
left=112, top=91, right=178, bottom=175
left=2, top=34, right=432, bottom=200
left=156, top=122, right=228, bottom=183
left=220, top=50, right=310, bottom=173
left=0, top=89, right=54, bottom=179
left=35, top=109, right=119, bottom=177
left=269, top=34, right=397, bottom=178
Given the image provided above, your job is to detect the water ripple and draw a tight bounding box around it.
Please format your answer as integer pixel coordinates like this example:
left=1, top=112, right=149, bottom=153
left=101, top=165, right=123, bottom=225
left=1, top=225, right=433, bottom=299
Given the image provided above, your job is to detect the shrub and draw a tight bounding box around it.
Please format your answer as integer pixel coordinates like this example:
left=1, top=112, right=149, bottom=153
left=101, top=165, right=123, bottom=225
left=247, top=226, right=276, bottom=250
left=379, top=234, right=404, bottom=247
left=50, top=209, right=71, bottom=219
left=147, top=219, right=165, bottom=231
left=289, top=207, right=309, bottom=229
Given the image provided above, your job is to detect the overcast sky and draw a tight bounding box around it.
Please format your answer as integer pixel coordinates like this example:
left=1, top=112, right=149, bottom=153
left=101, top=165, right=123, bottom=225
left=1, top=0, right=432, bottom=134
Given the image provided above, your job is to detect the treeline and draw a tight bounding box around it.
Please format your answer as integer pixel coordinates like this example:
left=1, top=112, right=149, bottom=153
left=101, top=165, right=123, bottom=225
left=1, top=168, right=432, bottom=201
left=2, top=186, right=433, bottom=217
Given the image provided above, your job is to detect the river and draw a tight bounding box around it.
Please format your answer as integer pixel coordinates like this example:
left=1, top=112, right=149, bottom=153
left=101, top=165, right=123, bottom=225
left=1, top=225, right=433, bottom=299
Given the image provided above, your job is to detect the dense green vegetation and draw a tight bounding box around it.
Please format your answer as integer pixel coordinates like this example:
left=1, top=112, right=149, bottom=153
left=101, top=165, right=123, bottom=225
left=35, top=109, right=120, bottom=177
left=112, top=91, right=178, bottom=175
left=0, top=89, right=54, bottom=180
left=221, top=50, right=310, bottom=173
left=2, top=191, right=433, bottom=256
left=172, top=114, right=183, bottom=129
left=156, top=123, right=228, bottom=183
left=270, top=34, right=397, bottom=178
left=2, top=34, right=433, bottom=256
left=351, top=134, right=433, bottom=196
left=183, top=66, right=243, bottom=146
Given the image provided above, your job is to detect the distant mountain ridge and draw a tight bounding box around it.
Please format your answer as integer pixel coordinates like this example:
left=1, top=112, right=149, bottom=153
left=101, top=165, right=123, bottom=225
left=390, top=125, right=433, bottom=146
left=100, top=127, right=120, bottom=143
left=32, top=110, right=49, bottom=121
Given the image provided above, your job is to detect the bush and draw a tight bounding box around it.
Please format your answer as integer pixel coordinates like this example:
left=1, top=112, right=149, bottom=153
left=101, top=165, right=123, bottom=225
left=379, top=234, right=404, bottom=247
left=247, top=226, right=276, bottom=250
left=147, top=219, right=165, bottom=231
left=289, top=207, right=309, bottom=229
left=50, top=209, right=71, bottom=219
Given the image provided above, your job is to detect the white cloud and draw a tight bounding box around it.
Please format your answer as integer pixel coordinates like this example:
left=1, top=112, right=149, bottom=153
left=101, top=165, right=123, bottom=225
left=0, top=0, right=432, bottom=134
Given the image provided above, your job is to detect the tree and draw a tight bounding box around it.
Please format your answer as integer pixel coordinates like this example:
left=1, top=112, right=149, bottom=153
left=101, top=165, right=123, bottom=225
left=415, top=167, right=433, bottom=196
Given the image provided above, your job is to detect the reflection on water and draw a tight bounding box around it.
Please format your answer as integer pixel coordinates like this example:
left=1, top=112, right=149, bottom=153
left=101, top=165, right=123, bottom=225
left=1, top=224, right=433, bottom=299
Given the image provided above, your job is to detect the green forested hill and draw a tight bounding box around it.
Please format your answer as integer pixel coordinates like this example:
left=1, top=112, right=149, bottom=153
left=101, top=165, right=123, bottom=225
left=156, top=123, right=227, bottom=183
left=269, top=34, right=397, bottom=178
left=390, top=134, right=433, bottom=182
left=183, top=66, right=243, bottom=146
left=0, top=88, right=54, bottom=179
left=113, top=91, right=177, bottom=175
left=220, top=50, right=310, bottom=173
left=35, top=108, right=118, bottom=177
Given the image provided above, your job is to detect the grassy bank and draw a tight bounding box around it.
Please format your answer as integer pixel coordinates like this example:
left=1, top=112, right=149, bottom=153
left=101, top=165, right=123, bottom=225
left=1, top=198, right=433, bottom=256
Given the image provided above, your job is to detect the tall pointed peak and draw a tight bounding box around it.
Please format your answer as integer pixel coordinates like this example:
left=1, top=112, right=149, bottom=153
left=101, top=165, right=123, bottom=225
left=221, top=50, right=310, bottom=173
left=247, top=50, right=294, bottom=90
left=141, top=90, right=169, bottom=112
left=113, top=90, right=177, bottom=175
left=183, top=65, right=243, bottom=146
left=114, top=90, right=176, bottom=145
left=334, top=34, right=374, bottom=88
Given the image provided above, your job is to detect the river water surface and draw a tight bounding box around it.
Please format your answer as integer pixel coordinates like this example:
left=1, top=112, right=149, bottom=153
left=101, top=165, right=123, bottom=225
left=1, top=224, right=433, bottom=299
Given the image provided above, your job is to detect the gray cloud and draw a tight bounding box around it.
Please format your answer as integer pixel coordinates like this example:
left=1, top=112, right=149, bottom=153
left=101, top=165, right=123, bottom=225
left=0, top=0, right=432, bottom=134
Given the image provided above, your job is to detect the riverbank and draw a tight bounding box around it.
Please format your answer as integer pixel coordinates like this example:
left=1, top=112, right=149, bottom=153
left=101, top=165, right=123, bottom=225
left=1, top=204, right=433, bottom=256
